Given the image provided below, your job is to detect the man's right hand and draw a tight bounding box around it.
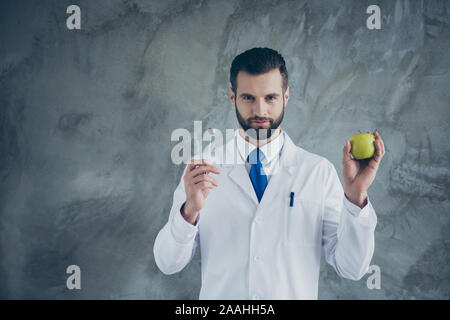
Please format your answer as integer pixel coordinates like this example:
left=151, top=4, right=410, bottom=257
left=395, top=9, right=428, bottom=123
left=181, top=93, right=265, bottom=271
left=181, top=159, right=221, bottom=225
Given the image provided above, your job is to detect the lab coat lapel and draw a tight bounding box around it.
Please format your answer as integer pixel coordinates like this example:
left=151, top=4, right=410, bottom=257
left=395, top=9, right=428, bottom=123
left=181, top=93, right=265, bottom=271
left=228, top=165, right=259, bottom=205
left=222, top=135, right=259, bottom=205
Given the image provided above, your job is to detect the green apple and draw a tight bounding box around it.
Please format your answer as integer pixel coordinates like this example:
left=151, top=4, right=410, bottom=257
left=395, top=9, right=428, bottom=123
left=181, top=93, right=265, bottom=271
left=349, top=132, right=375, bottom=160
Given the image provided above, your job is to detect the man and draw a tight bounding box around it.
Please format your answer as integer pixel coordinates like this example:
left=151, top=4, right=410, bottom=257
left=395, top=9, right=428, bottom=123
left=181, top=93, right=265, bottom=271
left=153, top=47, right=385, bottom=299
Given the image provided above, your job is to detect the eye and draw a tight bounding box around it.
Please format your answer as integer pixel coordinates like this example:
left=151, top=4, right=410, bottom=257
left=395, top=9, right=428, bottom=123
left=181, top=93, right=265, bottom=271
left=266, top=95, right=276, bottom=101
left=243, top=95, right=254, bottom=101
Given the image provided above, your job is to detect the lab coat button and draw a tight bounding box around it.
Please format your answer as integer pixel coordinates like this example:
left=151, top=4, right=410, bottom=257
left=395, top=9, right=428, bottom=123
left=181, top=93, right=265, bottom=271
left=254, top=216, right=261, bottom=224
left=254, top=255, right=260, bottom=261
left=252, top=294, right=261, bottom=300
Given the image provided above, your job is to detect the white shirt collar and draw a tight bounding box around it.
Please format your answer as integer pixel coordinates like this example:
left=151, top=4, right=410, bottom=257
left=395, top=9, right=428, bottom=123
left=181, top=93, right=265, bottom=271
left=236, top=128, right=285, bottom=164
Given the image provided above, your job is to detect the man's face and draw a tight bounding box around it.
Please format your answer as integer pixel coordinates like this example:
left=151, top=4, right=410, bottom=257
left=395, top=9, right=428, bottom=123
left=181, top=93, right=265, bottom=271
left=230, top=68, right=289, bottom=140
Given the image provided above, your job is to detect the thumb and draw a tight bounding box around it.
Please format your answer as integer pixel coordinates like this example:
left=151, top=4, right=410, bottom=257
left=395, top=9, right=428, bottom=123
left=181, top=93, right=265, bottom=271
left=342, top=140, right=353, bottom=163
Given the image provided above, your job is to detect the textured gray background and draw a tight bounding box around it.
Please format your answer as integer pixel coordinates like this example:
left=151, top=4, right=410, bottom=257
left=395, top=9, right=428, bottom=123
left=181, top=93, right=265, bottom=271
left=0, top=0, right=449, bottom=299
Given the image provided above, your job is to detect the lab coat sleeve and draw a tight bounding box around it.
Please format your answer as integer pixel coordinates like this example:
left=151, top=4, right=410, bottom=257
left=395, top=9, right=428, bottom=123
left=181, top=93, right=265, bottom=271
left=153, top=164, right=200, bottom=275
left=321, top=160, right=378, bottom=281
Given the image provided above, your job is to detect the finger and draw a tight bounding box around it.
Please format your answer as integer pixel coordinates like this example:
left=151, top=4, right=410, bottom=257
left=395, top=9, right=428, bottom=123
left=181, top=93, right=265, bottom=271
left=373, top=139, right=382, bottom=163
left=188, top=158, right=212, bottom=171
left=194, top=181, right=216, bottom=190
left=189, top=165, right=221, bottom=178
left=201, top=186, right=214, bottom=193
left=342, top=140, right=353, bottom=163
left=373, top=131, right=385, bottom=157
left=380, top=135, right=385, bottom=156
left=189, top=164, right=220, bottom=177
left=192, top=174, right=218, bottom=186
left=374, top=130, right=381, bottom=140
left=373, top=138, right=386, bottom=164
left=187, top=159, right=201, bottom=171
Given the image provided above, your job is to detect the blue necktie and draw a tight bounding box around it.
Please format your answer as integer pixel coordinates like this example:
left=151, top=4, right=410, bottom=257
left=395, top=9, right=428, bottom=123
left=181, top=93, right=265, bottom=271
left=248, top=148, right=268, bottom=203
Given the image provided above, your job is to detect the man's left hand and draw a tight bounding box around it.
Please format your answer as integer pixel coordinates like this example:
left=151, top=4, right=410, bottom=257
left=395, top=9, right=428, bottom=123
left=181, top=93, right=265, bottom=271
left=342, top=130, right=385, bottom=208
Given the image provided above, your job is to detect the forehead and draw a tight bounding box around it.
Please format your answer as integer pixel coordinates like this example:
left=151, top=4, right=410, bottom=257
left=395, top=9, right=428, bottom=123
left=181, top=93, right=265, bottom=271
left=236, top=69, right=283, bottom=95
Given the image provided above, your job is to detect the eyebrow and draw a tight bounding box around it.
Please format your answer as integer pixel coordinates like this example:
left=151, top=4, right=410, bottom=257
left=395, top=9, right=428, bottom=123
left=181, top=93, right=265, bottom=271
left=239, top=93, right=280, bottom=98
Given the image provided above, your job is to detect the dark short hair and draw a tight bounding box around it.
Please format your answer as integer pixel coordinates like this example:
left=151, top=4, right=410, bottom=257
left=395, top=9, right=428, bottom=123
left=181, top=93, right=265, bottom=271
left=229, top=47, right=289, bottom=95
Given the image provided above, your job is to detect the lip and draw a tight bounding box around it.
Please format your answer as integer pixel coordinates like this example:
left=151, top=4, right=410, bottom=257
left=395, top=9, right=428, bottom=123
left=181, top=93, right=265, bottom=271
left=252, top=120, right=269, bottom=124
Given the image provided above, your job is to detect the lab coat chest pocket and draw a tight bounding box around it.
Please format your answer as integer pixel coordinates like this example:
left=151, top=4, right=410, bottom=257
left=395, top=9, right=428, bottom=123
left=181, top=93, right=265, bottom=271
left=284, top=196, right=322, bottom=247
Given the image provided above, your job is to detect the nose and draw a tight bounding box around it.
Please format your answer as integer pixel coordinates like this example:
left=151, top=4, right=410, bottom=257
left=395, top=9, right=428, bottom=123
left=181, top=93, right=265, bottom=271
left=253, top=98, right=269, bottom=117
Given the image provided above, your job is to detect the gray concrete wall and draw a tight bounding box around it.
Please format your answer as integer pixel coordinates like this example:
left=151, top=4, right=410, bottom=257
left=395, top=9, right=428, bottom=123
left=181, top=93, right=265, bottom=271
left=0, top=0, right=449, bottom=299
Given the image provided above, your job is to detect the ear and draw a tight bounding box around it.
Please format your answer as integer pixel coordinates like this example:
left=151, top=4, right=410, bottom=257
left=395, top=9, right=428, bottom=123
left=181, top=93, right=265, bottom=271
left=284, top=86, right=290, bottom=106
left=229, top=87, right=235, bottom=106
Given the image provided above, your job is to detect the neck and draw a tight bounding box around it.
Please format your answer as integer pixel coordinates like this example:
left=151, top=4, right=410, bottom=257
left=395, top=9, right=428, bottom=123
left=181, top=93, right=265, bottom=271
left=238, top=127, right=282, bottom=148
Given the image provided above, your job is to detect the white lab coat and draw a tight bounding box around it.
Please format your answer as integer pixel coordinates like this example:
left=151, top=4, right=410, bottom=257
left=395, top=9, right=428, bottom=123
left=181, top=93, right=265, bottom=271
left=153, top=131, right=377, bottom=300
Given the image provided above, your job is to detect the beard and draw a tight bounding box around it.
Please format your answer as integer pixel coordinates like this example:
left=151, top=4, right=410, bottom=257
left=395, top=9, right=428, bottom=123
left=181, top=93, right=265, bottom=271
left=234, top=98, right=285, bottom=140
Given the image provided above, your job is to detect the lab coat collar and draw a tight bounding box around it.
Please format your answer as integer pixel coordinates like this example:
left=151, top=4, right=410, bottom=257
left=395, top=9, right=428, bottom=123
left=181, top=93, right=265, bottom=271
left=226, top=129, right=298, bottom=206
left=278, top=131, right=298, bottom=174
left=235, top=129, right=285, bottom=165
